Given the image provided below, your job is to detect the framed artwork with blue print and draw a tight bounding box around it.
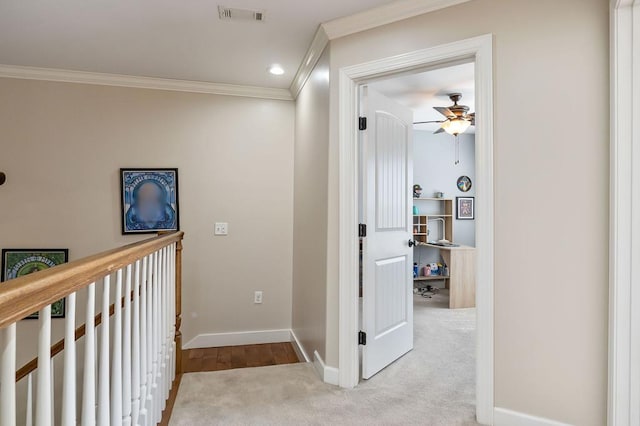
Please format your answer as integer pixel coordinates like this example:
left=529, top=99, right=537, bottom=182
left=120, top=168, right=180, bottom=234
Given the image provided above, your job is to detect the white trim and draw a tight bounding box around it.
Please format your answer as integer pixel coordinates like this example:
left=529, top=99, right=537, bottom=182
left=313, top=351, right=340, bottom=386
left=337, top=34, right=494, bottom=425
left=494, top=408, right=571, bottom=426
left=321, top=0, right=471, bottom=40
left=0, top=64, right=293, bottom=101
left=289, top=27, right=330, bottom=99
left=609, top=1, right=640, bottom=426
left=183, top=329, right=292, bottom=349
left=289, top=330, right=311, bottom=363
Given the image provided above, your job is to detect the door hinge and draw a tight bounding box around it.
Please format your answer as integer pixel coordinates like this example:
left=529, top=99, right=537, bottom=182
left=359, top=116, right=367, bottom=131
left=359, top=223, right=367, bottom=238
left=358, top=331, right=367, bottom=345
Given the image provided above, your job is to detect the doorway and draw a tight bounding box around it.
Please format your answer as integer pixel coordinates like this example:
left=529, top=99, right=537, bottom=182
left=337, top=35, right=494, bottom=425
left=358, top=61, right=477, bottom=419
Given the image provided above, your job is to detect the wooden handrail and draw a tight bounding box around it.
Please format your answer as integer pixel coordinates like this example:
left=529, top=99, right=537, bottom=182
left=0, top=231, right=184, bottom=329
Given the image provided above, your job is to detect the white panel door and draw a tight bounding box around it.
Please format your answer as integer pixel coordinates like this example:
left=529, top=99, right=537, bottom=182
left=361, top=87, right=414, bottom=380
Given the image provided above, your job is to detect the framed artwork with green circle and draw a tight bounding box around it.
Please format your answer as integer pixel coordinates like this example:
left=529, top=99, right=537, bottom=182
left=1, top=248, right=69, bottom=319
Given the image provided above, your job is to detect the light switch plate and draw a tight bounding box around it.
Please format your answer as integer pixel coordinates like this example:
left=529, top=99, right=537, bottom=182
left=214, top=222, right=228, bottom=236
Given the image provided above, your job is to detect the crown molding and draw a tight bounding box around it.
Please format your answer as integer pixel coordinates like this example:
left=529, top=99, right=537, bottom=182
left=611, top=0, right=637, bottom=7
left=321, top=0, right=471, bottom=40
left=289, top=0, right=471, bottom=98
left=0, top=64, right=293, bottom=101
left=289, top=26, right=329, bottom=99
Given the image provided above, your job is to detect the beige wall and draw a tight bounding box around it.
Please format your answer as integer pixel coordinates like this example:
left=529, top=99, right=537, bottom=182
left=326, top=0, right=609, bottom=424
left=0, top=78, right=295, bottom=349
left=291, top=47, right=331, bottom=361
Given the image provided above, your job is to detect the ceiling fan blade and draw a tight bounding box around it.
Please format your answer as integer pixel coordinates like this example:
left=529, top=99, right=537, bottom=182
left=434, top=106, right=455, bottom=118
left=413, top=120, right=444, bottom=124
left=433, top=127, right=445, bottom=134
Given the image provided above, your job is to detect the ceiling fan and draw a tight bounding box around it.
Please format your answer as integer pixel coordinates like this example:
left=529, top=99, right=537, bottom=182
left=413, top=93, right=475, bottom=165
left=413, top=93, right=475, bottom=135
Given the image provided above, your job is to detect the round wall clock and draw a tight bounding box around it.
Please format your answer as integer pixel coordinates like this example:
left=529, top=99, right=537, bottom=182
left=457, top=176, right=472, bottom=192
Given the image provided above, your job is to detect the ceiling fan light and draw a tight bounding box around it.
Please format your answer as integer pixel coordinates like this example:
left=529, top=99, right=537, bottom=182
left=441, top=118, right=471, bottom=136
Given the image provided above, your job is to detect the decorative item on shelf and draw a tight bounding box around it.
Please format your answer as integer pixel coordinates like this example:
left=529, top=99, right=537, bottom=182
left=425, top=264, right=431, bottom=276
left=457, top=175, right=472, bottom=192
left=456, top=196, right=475, bottom=220
left=413, top=184, right=423, bottom=198
left=413, top=205, right=419, bottom=215
left=120, top=168, right=180, bottom=234
left=0, top=172, right=5, bottom=186
left=413, top=263, right=419, bottom=278
left=434, top=191, right=444, bottom=198
left=429, top=263, right=440, bottom=275
left=1, top=248, right=69, bottom=319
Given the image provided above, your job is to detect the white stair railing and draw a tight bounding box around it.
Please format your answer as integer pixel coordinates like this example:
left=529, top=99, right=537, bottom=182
left=0, top=232, right=183, bottom=426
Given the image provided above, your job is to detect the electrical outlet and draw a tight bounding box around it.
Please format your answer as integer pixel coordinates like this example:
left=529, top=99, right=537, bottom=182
left=254, top=291, right=263, bottom=304
left=214, top=222, right=228, bottom=236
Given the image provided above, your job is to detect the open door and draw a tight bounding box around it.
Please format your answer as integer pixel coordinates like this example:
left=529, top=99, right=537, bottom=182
left=361, top=87, right=414, bottom=380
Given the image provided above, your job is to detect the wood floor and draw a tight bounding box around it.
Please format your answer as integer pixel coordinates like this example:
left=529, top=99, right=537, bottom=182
left=182, top=342, right=301, bottom=373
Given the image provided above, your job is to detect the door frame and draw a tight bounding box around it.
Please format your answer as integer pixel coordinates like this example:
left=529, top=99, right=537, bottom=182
left=337, top=34, right=494, bottom=425
left=609, top=1, right=640, bottom=425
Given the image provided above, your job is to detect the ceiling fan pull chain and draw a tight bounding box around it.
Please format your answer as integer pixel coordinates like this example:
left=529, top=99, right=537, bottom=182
left=455, top=136, right=460, bottom=165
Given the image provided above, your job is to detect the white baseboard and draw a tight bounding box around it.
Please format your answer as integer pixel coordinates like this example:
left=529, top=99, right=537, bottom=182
left=494, top=408, right=572, bottom=426
left=183, top=329, right=291, bottom=349
left=289, top=330, right=311, bottom=363
left=313, top=351, right=340, bottom=386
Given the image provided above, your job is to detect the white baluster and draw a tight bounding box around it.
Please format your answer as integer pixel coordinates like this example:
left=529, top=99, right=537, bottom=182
left=111, top=270, right=123, bottom=425
left=167, top=244, right=174, bottom=383
left=36, top=305, right=52, bottom=426
left=26, top=373, right=33, bottom=426
left=61, top=292, right=77, bottom=426
left=160, top=247, right=168, bottom=405
left=171, top=243, right=176, bottom=382
left=0, top=323, right=17, bottom=426
left=145, top=253, right=155, bottom=425
left=152, top=250, right=161, bottom=423
left=82, top=283, right=97, bottom=426
left=131, top=260, right=141, bottom=426
left=50, top=358, right=54, bottom=424
left=165, top=246, right=172, bottom=396
left=166, top=245, right=173, bottom=383
left=98, top=276, right=110, bottom=426
left=138, top=256, right=148, bottom=426
left=123, top=264, right=133, bottom=426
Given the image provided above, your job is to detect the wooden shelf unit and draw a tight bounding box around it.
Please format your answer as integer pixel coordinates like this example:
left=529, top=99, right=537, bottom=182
left=412, top=198, right=476, bottom=309
left=412, top=198, right=454, bottom=244
left=413, top=275, right=449, bottom=281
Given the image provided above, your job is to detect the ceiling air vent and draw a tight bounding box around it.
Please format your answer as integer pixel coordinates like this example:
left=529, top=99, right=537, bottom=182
left=218, top=6, right=265, bottom=22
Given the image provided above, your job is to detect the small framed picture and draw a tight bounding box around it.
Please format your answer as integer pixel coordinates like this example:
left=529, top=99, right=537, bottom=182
left=456, top=197, right=475, bottom=220
left=120, top=168, right=180, bottom=234
left=1, top=249, right=69, bottom=319
left=457, top=175, right=472, bottom=192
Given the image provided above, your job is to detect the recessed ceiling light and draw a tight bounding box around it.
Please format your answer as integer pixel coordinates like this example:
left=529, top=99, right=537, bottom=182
left=269, top=65, right=285, bottom=76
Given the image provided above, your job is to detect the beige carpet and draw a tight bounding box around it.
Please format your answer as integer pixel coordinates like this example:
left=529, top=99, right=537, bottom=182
left=170, top=290, right=477, bottom=425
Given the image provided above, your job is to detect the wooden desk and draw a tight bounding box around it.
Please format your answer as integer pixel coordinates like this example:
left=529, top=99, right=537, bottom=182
left=415, top=243, right=476, bottom=309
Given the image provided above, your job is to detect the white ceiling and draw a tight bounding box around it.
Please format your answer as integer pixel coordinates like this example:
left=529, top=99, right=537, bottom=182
left=0, top=0, right=394, bottom=89
left=369, top=62, right=475, bottom=133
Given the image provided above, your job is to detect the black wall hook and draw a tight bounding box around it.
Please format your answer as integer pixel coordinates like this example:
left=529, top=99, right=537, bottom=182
left=0, top=172, right=6, bottom=186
